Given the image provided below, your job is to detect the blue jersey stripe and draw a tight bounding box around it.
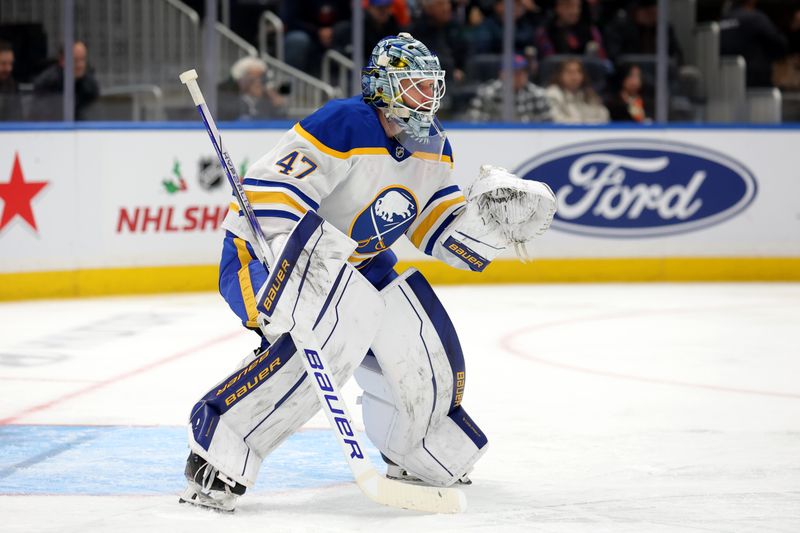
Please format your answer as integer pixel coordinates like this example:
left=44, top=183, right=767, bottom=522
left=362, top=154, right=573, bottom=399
left=424, top=209, right=462, bottom=256
left=252, top=209, right=301, bottom=221
left=422, top=185, right=461, bottom=212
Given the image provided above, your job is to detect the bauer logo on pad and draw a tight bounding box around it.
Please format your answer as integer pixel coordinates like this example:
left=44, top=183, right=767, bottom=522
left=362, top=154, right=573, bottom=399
left=515, top=139, right=757, bottom=238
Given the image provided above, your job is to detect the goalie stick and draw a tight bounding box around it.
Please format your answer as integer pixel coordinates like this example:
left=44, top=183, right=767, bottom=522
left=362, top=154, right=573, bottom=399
left=179, top=69, right=466, bottom=514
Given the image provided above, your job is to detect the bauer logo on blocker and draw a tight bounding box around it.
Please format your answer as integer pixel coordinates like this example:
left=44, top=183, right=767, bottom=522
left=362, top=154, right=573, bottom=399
left=515, top=139, right=757, bottom=237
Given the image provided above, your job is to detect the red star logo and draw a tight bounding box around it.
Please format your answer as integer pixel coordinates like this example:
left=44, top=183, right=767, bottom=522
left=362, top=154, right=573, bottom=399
left=0, top=152, right=49, bottom=232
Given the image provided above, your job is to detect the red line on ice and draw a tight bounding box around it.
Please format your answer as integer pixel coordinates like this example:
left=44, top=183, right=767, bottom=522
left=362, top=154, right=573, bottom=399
left=0, top=376, right=100, bottom=383
left=0, top=330, right=242, bottom=425
left=501, top=308, right=800, bottom=400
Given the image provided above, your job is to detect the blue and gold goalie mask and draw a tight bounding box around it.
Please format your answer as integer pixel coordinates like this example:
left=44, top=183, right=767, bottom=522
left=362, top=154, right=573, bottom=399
left=362, top=33, right=447, bottom=159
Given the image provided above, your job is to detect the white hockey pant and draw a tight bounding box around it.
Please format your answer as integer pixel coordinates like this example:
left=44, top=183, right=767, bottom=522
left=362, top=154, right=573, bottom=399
left=187, top=264, right=384, bottom=487
left=354, top=268, right=489, bottom=487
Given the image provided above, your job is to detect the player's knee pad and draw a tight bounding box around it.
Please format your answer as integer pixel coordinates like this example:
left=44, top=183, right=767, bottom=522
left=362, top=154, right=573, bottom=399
left=354, top=268, right=488, bottom=487
left=188, top=264, right=384, bottom=487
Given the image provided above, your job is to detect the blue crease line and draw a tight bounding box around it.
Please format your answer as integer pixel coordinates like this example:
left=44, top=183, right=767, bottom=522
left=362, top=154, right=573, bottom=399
left=0, top=432, right=97, bottom=480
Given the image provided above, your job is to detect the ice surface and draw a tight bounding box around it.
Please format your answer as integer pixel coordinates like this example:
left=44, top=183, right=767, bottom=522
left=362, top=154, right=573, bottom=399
left=1, top=284, right=799, bottom=532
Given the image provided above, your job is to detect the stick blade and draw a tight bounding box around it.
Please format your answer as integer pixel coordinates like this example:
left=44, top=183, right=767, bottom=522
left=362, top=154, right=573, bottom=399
left=358, top=471, right=467, bottom=513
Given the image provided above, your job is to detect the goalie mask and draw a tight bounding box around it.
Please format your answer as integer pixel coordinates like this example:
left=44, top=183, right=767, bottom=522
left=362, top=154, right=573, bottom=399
left=362, top=33, right=447, bottom=157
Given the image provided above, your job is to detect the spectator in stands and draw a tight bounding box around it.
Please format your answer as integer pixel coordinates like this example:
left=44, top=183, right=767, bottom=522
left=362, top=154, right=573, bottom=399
left=282, top=0, right=351, bottom=74
left=720, top=0, right=788, bottom=87
left=545, top=57, right=609, bottom=123
left=229, top=0, right=284, bottom=49
left=31, top=41, right=99, bottom=121
left=333, top=0, right=405, bottom=65
left=468, top=0, right=540, bottom=55
left=789, top=8, right=800, bottom=55
left=389, top=0, right=413, bottom=27
left=0, top=40, right=22, bottom=121
left=604, top=0, right=682, bottom=64
left=219, top=56, right=286, bottom=121
left=468, top=54, right=552, bottom=122
left=605, top=63, right=652, bottom=122
left=534, top=0, right=607, bottom=59
left=773, top=8, right=800, bottom=90
left=0, top=41, right=15, bottom=92
left=410, top=0, right=469, bottom=82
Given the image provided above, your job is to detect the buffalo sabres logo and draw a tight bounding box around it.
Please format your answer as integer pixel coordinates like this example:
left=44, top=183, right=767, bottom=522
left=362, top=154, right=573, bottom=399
left=351, top=186, right=418, bottom=254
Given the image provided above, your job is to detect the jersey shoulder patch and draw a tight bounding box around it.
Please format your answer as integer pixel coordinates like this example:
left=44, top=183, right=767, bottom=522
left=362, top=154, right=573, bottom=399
left=296, top=96, right=386, bottom=157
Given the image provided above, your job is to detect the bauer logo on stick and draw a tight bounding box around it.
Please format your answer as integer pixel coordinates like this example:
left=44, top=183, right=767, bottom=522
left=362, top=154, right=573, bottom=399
left=304, top=349, right=364, bottom=460
left=515, top=139, right=757, bottom=238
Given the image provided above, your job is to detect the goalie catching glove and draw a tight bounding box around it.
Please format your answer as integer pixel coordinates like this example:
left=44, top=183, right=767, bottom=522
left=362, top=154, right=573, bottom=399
left=433, top=165, right=557, bottom=269
left=468, top=165, right=556, bottom=258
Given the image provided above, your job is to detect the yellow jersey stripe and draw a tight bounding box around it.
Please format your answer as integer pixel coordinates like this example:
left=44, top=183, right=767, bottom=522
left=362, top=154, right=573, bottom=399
left=411, top=151, right=454, bottom=166
left=233, top=237, right=253, bottom=269
left=410, top=195, right=465, bottom=248
left=245, top=190, right=308, bottom=214
left=237, top=260, right=259, bottom=328
left=233, top=237, right=259, bottom=327
left=294, top=123, right=389, bottom=159
left=293, top=123, right=453, bottom=163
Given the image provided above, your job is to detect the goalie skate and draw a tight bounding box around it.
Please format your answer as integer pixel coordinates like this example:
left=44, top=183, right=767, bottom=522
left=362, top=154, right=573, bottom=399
left=178, top=452, right=246, bottom=512
left=386, top=464, right=473, bottom=486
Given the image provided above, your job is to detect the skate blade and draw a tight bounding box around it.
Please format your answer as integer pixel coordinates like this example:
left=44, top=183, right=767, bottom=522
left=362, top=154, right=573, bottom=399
left=178, top=487, right=236, bottom=513
left=386, top=473, right=472, bottom=486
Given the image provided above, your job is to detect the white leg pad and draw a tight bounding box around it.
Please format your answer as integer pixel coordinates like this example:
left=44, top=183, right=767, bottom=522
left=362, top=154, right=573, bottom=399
left=354, top=268, right=488, bottom=487
left=188, top=264, right=384, bottom=487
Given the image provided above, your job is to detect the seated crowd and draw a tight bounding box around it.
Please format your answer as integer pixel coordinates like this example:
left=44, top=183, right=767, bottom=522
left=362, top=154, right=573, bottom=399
left=274, top=0, right=678, bottom=123
left=1, top=0, right=796, bottom=122
left=0, top=39, right=100, bottom=121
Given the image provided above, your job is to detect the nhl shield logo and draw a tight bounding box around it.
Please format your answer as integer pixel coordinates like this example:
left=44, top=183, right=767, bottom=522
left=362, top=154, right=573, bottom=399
left=197, top=156, right=224, bottom=190
left=351, top=186, right=418, bottom=254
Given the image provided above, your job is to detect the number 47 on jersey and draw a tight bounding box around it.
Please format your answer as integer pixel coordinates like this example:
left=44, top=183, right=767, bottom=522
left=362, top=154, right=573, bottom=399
left=276, top=151, right=318, bottom=179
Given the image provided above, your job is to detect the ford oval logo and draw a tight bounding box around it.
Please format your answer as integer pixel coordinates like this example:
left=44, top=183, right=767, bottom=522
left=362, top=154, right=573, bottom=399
left=515, top=139, right=757, bottom=237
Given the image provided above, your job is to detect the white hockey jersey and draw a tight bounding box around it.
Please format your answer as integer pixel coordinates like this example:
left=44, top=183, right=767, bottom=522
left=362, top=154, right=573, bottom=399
left=222, top=96, right=468, bottom=272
